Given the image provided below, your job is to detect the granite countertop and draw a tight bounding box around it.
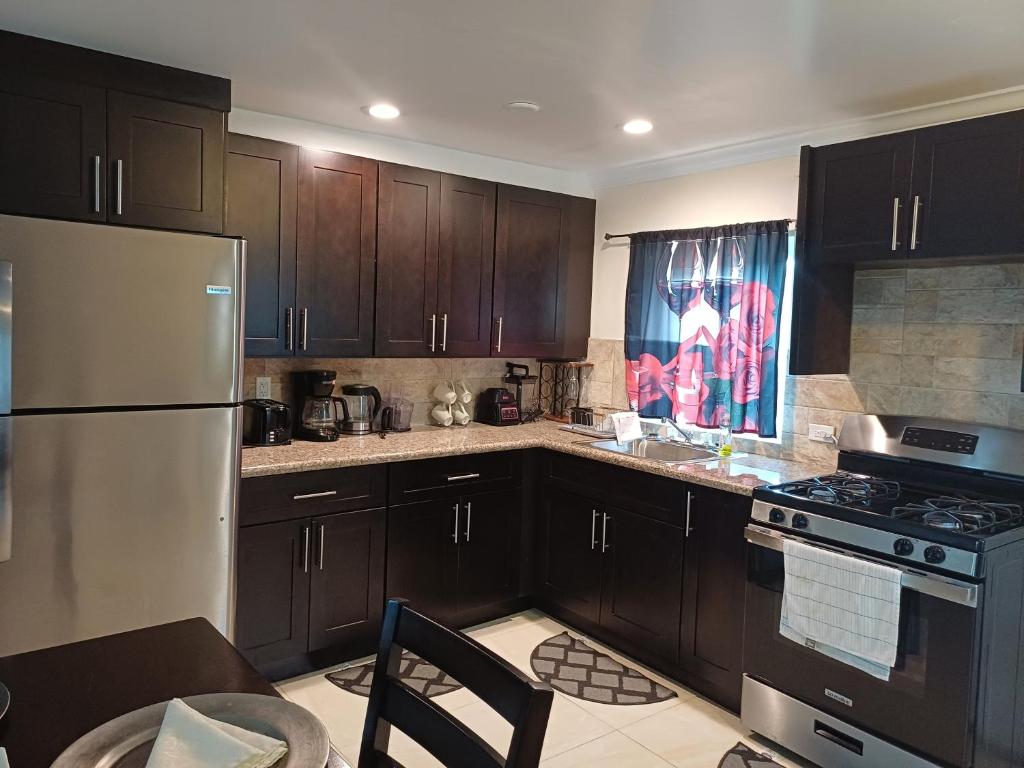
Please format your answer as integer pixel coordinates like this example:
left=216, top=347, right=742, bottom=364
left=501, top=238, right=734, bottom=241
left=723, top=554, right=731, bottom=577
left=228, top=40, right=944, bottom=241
left=242, top=420, right=828, bottom=496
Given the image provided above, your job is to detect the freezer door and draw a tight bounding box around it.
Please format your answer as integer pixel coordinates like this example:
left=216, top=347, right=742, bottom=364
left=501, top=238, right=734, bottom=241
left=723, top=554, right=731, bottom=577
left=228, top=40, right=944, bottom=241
left=0, top=215, right=243, bottom=409
left=0, top=407, right=240, bottom=656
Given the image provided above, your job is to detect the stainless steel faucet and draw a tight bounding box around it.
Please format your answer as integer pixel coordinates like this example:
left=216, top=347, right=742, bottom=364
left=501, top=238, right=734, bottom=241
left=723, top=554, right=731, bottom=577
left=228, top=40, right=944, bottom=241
left=660, top=417, right=695, bottom=444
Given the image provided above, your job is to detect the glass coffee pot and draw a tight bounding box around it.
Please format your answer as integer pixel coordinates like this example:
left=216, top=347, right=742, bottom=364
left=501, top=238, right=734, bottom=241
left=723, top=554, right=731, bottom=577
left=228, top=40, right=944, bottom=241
left=295, top=369, right=341, bottom=441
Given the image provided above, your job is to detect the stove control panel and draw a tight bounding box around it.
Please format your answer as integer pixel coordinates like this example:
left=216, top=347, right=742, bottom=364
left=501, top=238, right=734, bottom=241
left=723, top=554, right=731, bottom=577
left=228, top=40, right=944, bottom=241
left=901, top=427, right=978, bottom=455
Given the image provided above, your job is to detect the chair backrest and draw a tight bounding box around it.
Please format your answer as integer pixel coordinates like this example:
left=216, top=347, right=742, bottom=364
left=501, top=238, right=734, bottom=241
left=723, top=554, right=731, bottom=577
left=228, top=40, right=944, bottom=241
left=358, top=599, right=554, bottom=768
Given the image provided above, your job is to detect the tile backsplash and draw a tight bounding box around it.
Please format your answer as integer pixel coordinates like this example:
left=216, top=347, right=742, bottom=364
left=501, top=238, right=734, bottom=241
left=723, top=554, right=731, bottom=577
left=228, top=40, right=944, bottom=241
left=244, top=357, right=535, bottom=426
left=581, top=262, right=1024, bottom=466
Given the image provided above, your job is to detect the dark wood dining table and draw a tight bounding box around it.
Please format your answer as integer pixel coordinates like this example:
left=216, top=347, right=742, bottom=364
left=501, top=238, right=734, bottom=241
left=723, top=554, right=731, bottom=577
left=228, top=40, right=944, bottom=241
left=0, top=618, right=347, bottom=767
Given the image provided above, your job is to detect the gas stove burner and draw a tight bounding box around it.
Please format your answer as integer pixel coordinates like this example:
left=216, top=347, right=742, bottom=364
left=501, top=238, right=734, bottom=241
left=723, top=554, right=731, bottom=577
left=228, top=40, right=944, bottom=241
left=893, top=496, right=1024, bottom=535
left=781, top=473, right=901, bottom=508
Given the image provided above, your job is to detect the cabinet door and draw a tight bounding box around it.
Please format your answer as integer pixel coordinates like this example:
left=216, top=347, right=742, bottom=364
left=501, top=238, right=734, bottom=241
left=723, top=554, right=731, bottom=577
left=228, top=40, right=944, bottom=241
left=438, top=174, right=496, bottom=357
left=296, top=148, right=377, bottom=357
left=235, top=520, right=310, bottom=666
left=599, top=507, right=685, bottom=660
left=679, top=488, right=750, bottom=712
left=0, top=76, right=106, bottom=221
left=493, top=185, right=573, bottom=357
left=455, top=490, right=520, bottom=619
left=308, top=507, right=386, bottom=653
left=107, top=91, right=225, bottom=233
left=804, top=133, right=914, bottom=264
left=386, top=499, right=459, bottom=626
left=375, top=163, right=440, bottom=357
left=536, top=487, right=603, bottom=624
left=226, top=134, right=298, bottom=356
left=911, top=111, right=1024, bottom=260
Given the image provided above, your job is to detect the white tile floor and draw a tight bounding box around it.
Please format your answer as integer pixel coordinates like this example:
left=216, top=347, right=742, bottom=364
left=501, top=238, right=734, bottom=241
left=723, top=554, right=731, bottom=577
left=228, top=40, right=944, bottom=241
left=277, top=610, right=816, bottom=768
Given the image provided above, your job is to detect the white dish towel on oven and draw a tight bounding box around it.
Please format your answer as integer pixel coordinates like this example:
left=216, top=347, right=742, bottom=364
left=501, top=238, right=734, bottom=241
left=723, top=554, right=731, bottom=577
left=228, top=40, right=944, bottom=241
left=779, top=538, right=902, bottom=681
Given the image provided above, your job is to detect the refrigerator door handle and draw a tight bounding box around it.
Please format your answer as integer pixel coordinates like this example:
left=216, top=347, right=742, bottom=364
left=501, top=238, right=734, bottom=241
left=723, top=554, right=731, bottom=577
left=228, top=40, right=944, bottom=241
left=0, top=262, right=11, bottom=561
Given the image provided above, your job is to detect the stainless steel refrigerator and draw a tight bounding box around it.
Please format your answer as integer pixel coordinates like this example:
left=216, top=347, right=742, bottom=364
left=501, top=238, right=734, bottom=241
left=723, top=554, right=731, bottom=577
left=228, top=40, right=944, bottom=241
left=0, top=214, right=244, bottom=657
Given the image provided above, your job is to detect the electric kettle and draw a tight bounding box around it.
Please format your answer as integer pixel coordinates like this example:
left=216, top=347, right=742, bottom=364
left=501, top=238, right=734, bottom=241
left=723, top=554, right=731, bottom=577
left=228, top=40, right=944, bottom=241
left=336, top=383, right=382, bottom=435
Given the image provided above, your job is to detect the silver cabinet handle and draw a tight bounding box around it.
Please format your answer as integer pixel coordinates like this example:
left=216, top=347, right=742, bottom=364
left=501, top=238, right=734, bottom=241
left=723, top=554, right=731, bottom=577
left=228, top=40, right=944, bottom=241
left=496, top=316, right=503, bottom=352
left=441, top=313, right=448, bottom=353
left=293, top=490, right=337, bottom=500
left=446, top=473, right=481, bottom=482
left=685, top=492, right=694, bottom=537
left=429, top=314, right=437, bottom=352
left=300, top=308, right=309, bottom=351
left=301, top=525, right=310, bottom=574
left=92, top=156, right=101, bottom=213
left=910, top=195, right=921, bottom=251
left=464, top=501, right=472, bottom=543
left=115, top=159, right=124, bottom=216
left=591, top=509, right=598, bottom=550
left=285, top=307, right=294, bottom=352
left=452, top=503, right=460, bottom=543
left=318, top=522, right=326, bottom=570
left=601, top=512, right=610, bottom=553
left=890, top=197, right=901, bottom=251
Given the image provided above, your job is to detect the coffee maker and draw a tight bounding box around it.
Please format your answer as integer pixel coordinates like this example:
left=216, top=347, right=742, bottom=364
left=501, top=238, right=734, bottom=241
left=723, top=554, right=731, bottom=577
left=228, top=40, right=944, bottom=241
left=293, top=370, right=341, bottom=441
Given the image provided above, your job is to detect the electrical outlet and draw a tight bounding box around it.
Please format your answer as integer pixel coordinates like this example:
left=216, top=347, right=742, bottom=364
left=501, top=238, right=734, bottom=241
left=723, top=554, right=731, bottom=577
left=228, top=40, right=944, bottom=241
left=255, top=376, right=272, bottom=400
left=808, top=423, right=836, bottom=443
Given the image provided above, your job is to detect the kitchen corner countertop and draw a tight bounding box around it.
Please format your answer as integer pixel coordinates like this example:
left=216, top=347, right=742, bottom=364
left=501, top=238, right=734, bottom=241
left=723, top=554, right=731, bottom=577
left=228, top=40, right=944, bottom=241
left=241, top=420, right=829, bottom=496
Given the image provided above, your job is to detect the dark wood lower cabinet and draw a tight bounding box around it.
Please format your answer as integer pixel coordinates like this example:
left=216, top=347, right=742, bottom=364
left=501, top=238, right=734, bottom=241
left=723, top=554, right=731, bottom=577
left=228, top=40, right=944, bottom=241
left=455, top=490, right=520, bottom=618
left=386, top=499, right=459, bottom=625
left=536, top=487, right=603, bottom=624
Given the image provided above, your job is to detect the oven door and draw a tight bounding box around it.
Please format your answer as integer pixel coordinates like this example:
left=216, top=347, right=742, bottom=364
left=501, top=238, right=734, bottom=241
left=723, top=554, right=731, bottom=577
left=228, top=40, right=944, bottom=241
left=742, top=524, right=980, bottom=768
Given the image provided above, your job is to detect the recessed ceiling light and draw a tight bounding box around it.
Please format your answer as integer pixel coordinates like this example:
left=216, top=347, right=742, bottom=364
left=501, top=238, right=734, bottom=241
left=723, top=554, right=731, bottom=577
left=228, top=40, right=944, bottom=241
left=366, top=103, right=400, bottom=120
left=504, top=101, right=541, bottom=112
left=622, top=118, right=653, bottom=135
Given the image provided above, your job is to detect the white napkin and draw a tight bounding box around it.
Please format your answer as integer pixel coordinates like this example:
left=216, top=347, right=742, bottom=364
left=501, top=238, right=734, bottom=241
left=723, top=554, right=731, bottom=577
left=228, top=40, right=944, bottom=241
left=146, top=698, right=288, bottom=768
left=0, top=746, right=8, bottom=768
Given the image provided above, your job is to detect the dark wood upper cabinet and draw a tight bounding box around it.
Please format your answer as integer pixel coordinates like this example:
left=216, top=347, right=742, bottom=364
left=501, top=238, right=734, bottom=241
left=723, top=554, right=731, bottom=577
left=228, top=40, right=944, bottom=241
left=493, top=186, right=593, bottom=359
left=0, top=77, right=107, bottom=221
left=296, top=148, right=377, bottom=357
left=803, top=133, right=914, bottom=265
left=226, top=134, right=298, bottom=356
left=438, top=174, right=496, bottom=357
left=375, top=163, right=441, bottom=357
left=107, top=91, right=225, bottom=234
left=308, top=507, right=386, bottom=653
left=910, top=111, right=1024, bottom=260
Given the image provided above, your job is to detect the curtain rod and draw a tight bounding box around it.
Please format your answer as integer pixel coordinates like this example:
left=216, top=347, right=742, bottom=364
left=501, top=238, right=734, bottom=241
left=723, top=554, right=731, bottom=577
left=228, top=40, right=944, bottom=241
left=603, top=219, right=796, bottom=241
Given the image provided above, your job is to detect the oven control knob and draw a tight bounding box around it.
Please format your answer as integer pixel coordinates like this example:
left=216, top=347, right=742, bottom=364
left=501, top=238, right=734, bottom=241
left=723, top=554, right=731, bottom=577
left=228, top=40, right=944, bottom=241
left=791, top=514, right=809, bottom=529
left=769, top=508, right=786, bottom=524
left=924, top=546, right=946, bottom=564
left=893, top=538, right=915, bottom=556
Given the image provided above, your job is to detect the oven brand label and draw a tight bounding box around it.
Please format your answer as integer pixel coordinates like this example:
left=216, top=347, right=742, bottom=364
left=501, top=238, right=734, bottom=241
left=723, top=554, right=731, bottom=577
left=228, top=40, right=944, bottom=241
left=206, top=285, right=233, bottom=295
left=825, top=688, right=853, bottom=707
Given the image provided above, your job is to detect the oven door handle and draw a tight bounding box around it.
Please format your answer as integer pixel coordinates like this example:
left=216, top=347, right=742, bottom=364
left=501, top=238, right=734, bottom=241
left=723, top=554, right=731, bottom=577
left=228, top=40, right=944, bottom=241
left=744, top=524, right=979, bottom=608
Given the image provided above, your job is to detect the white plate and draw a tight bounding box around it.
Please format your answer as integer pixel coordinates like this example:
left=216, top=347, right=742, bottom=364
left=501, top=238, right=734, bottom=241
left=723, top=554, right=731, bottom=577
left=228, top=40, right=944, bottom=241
left=51, top=693, right=329, bottom=768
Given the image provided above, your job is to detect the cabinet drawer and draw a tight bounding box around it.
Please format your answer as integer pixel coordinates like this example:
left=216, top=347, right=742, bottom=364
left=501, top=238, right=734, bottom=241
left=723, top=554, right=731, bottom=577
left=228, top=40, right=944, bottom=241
left=240, top=465, right=387, bottom=526
left=545, top=451, right=686, bottom=527
left=389, top=451, right=521, bottom=504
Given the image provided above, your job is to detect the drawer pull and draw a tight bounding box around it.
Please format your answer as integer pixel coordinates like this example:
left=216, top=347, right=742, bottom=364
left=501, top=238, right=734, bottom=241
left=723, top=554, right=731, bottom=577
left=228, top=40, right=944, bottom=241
left=446, top=473, right=481, bottom=482
left=293, top=490, right=337, bottom=500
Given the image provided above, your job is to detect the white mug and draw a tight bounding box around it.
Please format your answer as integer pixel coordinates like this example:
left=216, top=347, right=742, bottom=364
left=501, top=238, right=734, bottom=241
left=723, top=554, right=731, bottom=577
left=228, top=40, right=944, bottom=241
left=455, top=380, right=473, bottom=404
left=452, top=401, right=471, bottom=425
left=432, top=381, right=457, bottom=405
left=431, top=402, right=454, bottom=427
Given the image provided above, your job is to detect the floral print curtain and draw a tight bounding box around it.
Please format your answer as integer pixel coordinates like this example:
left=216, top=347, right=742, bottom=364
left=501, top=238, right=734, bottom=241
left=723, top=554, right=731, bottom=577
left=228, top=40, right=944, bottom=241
left=624, top=220, right=789, bottom=437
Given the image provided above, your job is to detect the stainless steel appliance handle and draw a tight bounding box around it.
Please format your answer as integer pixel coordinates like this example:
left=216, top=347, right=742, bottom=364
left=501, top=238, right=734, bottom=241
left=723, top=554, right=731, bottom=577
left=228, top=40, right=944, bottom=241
left=496, top=316, right=503, bottom=352
left=591, top=509, right=598, bottom=550
left=464, top=501, right=472, bottom=543
left=115, top=159, right=124, bottom=216
left=92, top=156, right=101, bottom=213
left=890, top=197, right=900, bottom=251
left=441, top=313, right=448, bottom=353
left=910, top=195, right=921, bottom=251
left=744, top=524, right=978, bottom=607
left=685, top=491, right=694, bottom=537
left=300, top=308, right=309, bottom=351
left=293, top=490, right=337, bottom=500
left=301, top=525, right=310, bottom=573
left=429, top=314, right=436, bottom=352
left=452, top=503, right=460, bottom=543
left=446, top=473, right=480, bottom=482
left=0, top=262, right=10, bottom=562
left=285, top=307, right=294, bottom=352
left=0, top=419, right=10, bottom=563
left=601, top=512, right=610, bottom=553
left=318, top=522, right=326, bottom=570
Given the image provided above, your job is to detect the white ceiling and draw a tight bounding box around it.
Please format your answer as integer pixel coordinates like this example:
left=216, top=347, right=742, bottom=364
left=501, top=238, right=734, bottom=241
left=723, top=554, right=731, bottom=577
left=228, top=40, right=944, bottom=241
left=4, top=0, right=1024, bottom=173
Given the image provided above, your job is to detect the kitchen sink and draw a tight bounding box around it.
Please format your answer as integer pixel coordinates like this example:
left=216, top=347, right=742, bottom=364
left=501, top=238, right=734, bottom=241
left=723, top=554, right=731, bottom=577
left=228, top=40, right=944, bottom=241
left=588, top=438, right=720, bottom=464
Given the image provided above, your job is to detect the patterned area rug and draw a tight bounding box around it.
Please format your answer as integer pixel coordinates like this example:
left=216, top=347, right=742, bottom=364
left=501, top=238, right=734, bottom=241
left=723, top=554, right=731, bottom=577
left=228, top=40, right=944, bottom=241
left=326, top=652, right=462, bottom=698
left=718, top=743, right=784, bottom=768
left=529, top=632, right=676, bottom=705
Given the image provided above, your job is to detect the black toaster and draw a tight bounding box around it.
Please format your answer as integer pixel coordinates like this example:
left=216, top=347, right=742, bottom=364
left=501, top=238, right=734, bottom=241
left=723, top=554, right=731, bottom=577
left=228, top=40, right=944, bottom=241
left=474, top=388, right=521, bottom=426
left=242, top=399, right=292, bottom=446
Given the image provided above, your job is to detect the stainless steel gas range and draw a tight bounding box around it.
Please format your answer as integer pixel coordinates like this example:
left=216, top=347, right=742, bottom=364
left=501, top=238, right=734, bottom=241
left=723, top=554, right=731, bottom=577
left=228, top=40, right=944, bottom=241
left=741, top=414, right=1024, bottom=768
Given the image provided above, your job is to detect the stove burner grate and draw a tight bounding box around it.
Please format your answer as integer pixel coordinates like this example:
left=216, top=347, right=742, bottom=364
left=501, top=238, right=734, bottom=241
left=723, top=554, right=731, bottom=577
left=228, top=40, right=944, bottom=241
left=892, top=497, right=1024, bottom=534
left=780, top=473, right=902, bottom=507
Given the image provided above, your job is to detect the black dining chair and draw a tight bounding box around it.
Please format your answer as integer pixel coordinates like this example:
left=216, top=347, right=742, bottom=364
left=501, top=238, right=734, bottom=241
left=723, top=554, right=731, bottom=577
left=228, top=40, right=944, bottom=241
left=358, top=599, right=554, bottom=768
